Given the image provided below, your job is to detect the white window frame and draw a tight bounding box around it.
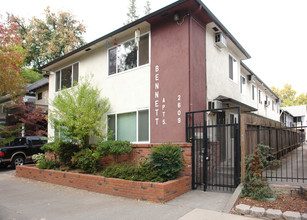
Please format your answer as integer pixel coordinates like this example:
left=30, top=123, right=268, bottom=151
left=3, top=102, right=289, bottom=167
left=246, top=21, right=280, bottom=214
left=55, top=62, right=79, bottom=92
left=107, top=108, right=150, bottom=143
left=259, top=89, right=263, bottom=104
left=229, top=54, right=238, bottom=83
left=240, top=75, right=246, bottom=95
left=252, top=84, right=257, bottom=101
left=107, top=32, right=150, bottom=77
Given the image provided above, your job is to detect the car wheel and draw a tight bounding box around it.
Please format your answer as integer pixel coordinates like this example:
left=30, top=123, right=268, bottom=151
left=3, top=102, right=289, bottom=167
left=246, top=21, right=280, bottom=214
left=11, top=155, right=25, bottom=169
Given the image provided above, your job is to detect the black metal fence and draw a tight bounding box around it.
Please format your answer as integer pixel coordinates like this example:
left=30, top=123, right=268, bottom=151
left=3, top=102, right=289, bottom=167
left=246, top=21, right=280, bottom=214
left=186, top=107, right=241, bottom=192
left=245, top=125, right=306, bottom=184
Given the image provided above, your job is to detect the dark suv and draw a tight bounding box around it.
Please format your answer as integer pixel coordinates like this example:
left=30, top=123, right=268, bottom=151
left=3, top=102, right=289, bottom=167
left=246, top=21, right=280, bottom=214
left=0, top=136, right=47, bottom=168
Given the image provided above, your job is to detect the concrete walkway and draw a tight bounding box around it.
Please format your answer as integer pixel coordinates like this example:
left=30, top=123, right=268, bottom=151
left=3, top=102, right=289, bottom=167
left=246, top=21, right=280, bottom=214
left=0, top=168, right=255, bottom=220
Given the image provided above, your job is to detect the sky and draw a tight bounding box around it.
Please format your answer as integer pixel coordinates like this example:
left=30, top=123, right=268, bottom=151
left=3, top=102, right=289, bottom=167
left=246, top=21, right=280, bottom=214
left=1, top=0, right=307, bottom=95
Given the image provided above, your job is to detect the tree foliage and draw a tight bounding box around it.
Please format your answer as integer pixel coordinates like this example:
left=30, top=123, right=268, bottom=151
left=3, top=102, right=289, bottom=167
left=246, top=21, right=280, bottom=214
left=49, top=76, right=110, bottom=148
left=21, top=68, right=42, bottom=83
left=271, top=83, right=307, bottom=106
left=144, top=1, right=151, bottom=15
left=14, top=7, right=86, bottom=71
left=0, top=14, right=27, bottom=98
left=12, top=98, right=47, bottom=136
left=125, top=0, right=139, bottom=24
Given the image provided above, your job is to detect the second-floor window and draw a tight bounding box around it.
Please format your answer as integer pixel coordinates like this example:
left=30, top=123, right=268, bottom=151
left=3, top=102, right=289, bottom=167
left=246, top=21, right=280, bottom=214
left=55, top=63, right=79, bottom=92
left=240, top=75, right=246, bottom=95
left=252, top=85, right=257, bottom=101
left=229, top=55, right=238, bottom=82
left=108, top=33, right=149, bottom=75
left=259, top=90, right=262, bottom=104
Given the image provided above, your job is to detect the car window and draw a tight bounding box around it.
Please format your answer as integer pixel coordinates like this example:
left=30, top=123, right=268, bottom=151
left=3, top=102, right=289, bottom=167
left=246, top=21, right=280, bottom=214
left=12, top=138, right=26, bottom=146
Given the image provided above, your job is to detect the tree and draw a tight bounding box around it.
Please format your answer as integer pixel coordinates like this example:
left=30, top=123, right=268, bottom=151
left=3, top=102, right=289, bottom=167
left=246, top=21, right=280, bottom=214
left=21, top=68, right=42, bottom=83
left=0, top=14, right=27, bottom=98
left=14, top=7, right=86, bottom=71
left=295, top=93, right=307, bottom=105
left=271, top=84, right=297, bottom=107
left=271, top=84, right=307, bottom=106
left=125, top=0, right=139, bottom=24
left=49, top=76, right=110, bottom=148
left=144, top=1, right=151, bottom=15
left=13, top=99, right=47, bottom=136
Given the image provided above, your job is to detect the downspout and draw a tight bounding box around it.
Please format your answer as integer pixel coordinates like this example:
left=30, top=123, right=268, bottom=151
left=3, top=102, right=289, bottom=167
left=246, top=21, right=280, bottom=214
left=189, top=5, right=203, bottom=112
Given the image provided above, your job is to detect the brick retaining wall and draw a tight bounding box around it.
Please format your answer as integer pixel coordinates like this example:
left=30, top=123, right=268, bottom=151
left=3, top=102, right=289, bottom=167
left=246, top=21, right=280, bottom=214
left=16, top=165, right=191, bottom=203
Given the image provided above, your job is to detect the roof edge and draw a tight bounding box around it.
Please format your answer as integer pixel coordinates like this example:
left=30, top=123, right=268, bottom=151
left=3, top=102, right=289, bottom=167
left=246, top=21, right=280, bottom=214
left=241, top=62, right=280, bottom=100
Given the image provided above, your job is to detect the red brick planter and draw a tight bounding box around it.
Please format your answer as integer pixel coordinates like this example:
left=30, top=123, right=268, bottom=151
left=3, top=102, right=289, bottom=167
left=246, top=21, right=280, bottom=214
left=16, top=165, right=191, bottom=203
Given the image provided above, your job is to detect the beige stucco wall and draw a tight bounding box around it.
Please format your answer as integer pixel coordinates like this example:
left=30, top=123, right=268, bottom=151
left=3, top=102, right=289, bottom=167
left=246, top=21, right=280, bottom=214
left=35, top=86, right=49, bottom=106
left=206, top=22, right=280, bottom=122
left=47, top=25, right=151, bottom=140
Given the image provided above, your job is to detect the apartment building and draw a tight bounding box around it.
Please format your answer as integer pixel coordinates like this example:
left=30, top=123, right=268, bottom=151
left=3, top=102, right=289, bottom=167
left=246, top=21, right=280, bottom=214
left=41, top=0, right=280, bottom=144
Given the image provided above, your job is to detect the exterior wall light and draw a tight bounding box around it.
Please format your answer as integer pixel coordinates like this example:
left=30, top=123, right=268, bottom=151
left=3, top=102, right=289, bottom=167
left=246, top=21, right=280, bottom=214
left=173, top=12, right=180, bottom=22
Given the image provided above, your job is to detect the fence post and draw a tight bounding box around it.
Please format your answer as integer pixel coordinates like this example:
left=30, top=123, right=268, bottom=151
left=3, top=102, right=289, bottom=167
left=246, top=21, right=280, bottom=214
left=240, top=113, right=246, bottom=181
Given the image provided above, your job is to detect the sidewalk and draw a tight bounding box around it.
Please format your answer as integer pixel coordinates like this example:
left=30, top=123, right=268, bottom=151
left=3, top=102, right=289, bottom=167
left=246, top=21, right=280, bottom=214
left=1, top=169, right=255, bottom=220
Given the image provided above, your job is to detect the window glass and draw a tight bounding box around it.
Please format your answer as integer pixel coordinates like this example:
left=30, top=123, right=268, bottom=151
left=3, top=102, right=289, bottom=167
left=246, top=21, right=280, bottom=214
left=259, top=90, right=262, bottom=104
left=240, top=75, right=246, bottom=94
left=229, top=55, right=233, bottom=80
left=252, top=85, right=256, bottom=100
left=108, top=47, right=117, bottom=75
left=117, top=40, right=137, bottom=73
left=38, top=92, right=42, bottom=100
left=108, top=115, right=116, bottom=140
left=138, top=110, right=149, bottom=141
left=139, top=34, right=149, bottom=66
left=61, top=66, right=72, bottom=89
left=108, top=33, right=149, bottom=75
left=73, top=63, right=79, bottom=84
left=56, top=71, right=60, bottom=92
left=117, top=112, right=136, bottom=142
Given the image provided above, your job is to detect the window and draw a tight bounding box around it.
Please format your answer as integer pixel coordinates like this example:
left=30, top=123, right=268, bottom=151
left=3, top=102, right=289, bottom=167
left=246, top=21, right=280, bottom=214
left=108, top=109, right=149, bottom=142
left=240, top=75, right=246, bottom=94
left=252, top=85, right=257, bottom=101
left=108, top=33, right=149, bottom=75
left=272, top=100, right=275, bottom=111
left=259, top=90, right=262, bottom=104
left=229, top=55, right=238, bottom=81
left=37, top=92, right=42, bottom=100
left=55, top=63, right=79, bottom=92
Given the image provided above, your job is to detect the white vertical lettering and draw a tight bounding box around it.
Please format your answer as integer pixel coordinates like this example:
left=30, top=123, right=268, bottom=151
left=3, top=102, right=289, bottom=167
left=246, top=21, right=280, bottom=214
left=155, top=73, right=159, bottom=81
left=162, top=98, right=166, bottom=103
left=162, top=104, right=166, bottom=110
left=162, top=112, right=166, bottom=117
left=155, top=109, right=159, bottom=116
left=155, top=82, right=159, bottom=90
left=155, top=118, right=159, bottom=125
left=162, top=119, right=167, bottom=125
left=155, top=91, right=159, bottom=99
left=155, top=100, right=159, bottom=108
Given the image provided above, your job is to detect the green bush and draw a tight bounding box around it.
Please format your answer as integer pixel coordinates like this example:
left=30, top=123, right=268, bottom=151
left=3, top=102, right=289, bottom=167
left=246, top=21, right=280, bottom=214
left=72, top=148, right=101, bottom=174
left=97, top=140, right=132, bottom=162
left=151, top=143, right=184, bottom=181
left=41, top=141, right=80, bottom=167
left=242, top=144, right=279, bottom=201
left=32, top=153, right=60, bottom=170
left=101, top=159, right=164, bottom=182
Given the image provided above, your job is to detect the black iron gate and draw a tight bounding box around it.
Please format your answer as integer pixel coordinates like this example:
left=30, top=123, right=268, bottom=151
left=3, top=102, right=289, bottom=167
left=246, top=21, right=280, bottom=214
left=186, top=107, right=241, bottom=191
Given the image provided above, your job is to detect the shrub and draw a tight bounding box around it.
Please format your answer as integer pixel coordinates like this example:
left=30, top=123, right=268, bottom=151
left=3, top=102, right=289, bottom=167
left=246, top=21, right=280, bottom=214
left=151, top=143, right=184, bottom=181
left=72, top=148, right=101, bottom=174
left=32, top=153, right=60, bottom=170
left=242, top=144, right=279, bottom=201
left=41, top=141, right=80, bottom=167
left=101, top=159, right=164, bottom=182
left=97, top=140, right=132, bottom=162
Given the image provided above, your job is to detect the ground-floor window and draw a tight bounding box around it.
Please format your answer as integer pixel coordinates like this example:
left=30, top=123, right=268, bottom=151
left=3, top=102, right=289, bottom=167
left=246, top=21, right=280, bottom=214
left=108, top=109, right=149, bottom=142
